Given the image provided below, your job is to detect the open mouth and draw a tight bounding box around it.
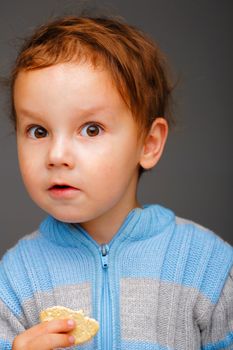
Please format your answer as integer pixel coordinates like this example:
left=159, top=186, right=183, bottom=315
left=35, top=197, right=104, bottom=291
left=48, top=184, right=80, bottom=198
left=51, top=185, right=72, bottom=189
left=49, top=184, right=79, bottom=190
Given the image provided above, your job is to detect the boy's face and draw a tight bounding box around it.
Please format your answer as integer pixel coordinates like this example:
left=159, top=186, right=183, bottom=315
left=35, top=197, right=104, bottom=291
left=14, top=63, right=145, bottom=230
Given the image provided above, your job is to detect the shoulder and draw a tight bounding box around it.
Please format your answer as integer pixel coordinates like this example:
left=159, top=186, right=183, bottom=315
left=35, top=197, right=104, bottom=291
left=0, top=215, right=56, bottom=266
left=172, top=214, right=233, bottom=303
left=1, top=229, right=42, bottom=267
left=0, top=229, right=41, bottom=279
left=174, top=215, right=233, bottom=259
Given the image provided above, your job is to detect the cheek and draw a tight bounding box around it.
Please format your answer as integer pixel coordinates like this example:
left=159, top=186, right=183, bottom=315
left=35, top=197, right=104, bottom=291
left=19, top=153, right=32, bottom=175
left=17, top=147, right=41, bottom=185
left=81, top=145, right=122, bottom=177
left=82, top=142, right=137, bottom=187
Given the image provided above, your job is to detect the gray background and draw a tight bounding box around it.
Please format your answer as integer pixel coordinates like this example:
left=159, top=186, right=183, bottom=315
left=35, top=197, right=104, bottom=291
left=0, top=0, right=232, bottom=258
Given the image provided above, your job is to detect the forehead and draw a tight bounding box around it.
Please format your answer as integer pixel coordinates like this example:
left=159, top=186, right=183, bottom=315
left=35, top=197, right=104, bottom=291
left=14, top=63, right=128, bottom=114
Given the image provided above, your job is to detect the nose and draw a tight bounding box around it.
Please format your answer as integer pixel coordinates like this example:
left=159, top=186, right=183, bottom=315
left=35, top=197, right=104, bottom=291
left=46, top=137, right=75, bottom=169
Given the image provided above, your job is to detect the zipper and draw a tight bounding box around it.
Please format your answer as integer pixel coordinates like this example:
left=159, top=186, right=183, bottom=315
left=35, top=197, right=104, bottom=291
left=100, top=243, right=112, bottom=349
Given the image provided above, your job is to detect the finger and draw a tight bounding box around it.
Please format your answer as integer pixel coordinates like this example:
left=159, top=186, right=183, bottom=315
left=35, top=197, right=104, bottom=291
left=28, top=333, right=75, bottom=350
left=13, top=319, right=76, bottom=349
left=41, top=318, right=76, bottom=334
left=28, top=318, right=76, bottom=337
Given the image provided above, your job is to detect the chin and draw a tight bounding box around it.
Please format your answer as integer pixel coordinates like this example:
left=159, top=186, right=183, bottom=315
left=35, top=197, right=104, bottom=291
left=50, top=212, right=80, bottom=223
left=47, top=208, right=91, bottom=224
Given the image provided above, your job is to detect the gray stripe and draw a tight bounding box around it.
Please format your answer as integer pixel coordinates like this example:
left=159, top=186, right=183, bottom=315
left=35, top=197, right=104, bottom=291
left=0, top=299, right=25, bottom=342
left=120, top=278, right=214, bottom=350
left=22, top=282, right=92, bottom=328
left=175, top=216, right=209, bottom=232
left=201, top=266, right=233, bottom=346
left=0, top=282, right=91, bottom=342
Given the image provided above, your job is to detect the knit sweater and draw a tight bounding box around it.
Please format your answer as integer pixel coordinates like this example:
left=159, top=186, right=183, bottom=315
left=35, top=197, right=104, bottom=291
left=0, top=204, right=233, bottom=350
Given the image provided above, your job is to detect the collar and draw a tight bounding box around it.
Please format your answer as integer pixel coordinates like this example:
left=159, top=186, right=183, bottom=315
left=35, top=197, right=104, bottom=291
left=39, top=204, right=175, bottom=249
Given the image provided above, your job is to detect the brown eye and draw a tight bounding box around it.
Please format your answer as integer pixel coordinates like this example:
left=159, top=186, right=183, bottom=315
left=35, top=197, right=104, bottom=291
left=81, top=123, right=103, bottom=137
left=28, top=126, right=48, bottom=139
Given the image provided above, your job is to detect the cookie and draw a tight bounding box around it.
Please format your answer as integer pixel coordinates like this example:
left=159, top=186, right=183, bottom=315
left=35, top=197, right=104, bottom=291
left=40, top=306, right=99, bottom=345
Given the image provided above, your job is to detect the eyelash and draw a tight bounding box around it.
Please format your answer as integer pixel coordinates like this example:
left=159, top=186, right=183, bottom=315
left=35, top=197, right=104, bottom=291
left=80, top=122, right=104, bottom=137
left=26, top=122, right=104, bottom=139
left=26, top=125, right=47, bottom=139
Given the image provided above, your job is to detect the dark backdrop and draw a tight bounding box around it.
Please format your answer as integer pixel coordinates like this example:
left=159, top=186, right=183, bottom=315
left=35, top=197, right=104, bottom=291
left=0, top=0, right=232, bottom=258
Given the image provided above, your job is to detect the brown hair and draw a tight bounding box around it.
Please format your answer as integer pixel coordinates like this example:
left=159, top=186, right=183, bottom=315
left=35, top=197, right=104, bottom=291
left=10, top=14, right=176, bottom=176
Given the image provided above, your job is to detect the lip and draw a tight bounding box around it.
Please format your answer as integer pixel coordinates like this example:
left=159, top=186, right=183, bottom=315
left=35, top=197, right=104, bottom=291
left=48, top=183, right=81, bottom=199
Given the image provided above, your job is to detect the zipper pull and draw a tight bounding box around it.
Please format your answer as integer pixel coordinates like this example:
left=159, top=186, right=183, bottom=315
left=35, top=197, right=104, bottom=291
left=100, top=244, right=109, bottom=269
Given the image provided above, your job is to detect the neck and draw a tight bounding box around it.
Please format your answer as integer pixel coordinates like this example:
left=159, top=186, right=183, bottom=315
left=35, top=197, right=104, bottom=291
left=80, top=199, right=141, bottom=244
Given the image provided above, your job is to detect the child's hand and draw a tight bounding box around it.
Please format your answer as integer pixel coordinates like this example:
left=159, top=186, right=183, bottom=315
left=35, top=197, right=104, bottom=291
left=12, top=319, right=76, bottom=350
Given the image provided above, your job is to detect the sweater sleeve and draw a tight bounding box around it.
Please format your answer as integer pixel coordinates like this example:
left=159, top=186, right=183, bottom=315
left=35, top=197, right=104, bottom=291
left=0, top=259, right=26, bottom=350
left=201, top=265, right=233, bottom=349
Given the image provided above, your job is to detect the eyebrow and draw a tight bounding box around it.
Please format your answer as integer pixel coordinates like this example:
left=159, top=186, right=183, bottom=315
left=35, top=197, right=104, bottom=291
left=17, top=106, right=109, bottom=121
left=17, top=109, right=45, bottom=120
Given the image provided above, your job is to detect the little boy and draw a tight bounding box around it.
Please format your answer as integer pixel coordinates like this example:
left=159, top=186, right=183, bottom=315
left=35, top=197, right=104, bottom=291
left=1, top=14, right=233, bottom=350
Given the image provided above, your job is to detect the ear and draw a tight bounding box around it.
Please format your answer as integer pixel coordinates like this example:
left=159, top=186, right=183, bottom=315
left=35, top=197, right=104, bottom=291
left=139, top=117, right=168, bottom=170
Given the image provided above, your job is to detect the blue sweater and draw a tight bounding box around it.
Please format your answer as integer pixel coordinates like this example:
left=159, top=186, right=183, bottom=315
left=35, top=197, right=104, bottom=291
left=0, top=204, right=233, bottom=350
